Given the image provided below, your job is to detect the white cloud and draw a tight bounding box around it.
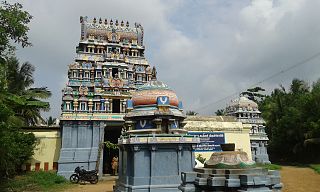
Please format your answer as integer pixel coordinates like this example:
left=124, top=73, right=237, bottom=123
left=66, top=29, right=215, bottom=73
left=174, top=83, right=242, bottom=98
left=13, top=0, right=320, bottom=117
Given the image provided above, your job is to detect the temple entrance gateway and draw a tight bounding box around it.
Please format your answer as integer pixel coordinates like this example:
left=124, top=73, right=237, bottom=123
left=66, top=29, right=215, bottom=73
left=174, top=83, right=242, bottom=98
left=58, top=17, right=153, bottom=179
left=112, top=99, right=120, bottom=113
left=103, top=126, right=121, bottom=175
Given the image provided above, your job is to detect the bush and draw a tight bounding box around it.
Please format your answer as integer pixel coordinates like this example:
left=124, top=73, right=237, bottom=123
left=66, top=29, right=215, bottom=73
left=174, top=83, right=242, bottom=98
left=0, top=124, right=36, bottom=178
left=310, top=164, right=320, bottom=174
left=0, top=171, right=69, bottom=192
left=196, top=154, right=206, bottom=164
left=256, top=163, right=282, bottom=170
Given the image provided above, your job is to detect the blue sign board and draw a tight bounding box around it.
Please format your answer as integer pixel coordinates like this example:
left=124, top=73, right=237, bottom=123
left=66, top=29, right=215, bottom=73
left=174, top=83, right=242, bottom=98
left=188, top=132, right=225, bottom=152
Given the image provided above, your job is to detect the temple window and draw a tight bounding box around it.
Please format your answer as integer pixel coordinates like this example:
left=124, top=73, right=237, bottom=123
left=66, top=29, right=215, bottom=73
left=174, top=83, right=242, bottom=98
left=112, top=99, right=120, bottom=113
left=80, top=102, right=87, bottom=111
left=66, top=102, right=71, bottom=111
left=137, top=75, right=142, bottom=81
left=72, top=71, right=78, bottom=78
left=94, top=102, right=100, bottom=111
left=96, top=71, right=102, bottom=78
left=84, top=71, right=90, bottom=78
left=101, top=102, right=105, bottom=111
left=112, top=68, right=118, bottom=77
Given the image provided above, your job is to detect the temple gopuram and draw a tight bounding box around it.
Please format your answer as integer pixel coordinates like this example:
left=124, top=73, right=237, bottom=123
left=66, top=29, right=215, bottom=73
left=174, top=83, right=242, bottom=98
left=58, top=16, right=154, bottom=178
left=226, top=96, right=270, bottom=163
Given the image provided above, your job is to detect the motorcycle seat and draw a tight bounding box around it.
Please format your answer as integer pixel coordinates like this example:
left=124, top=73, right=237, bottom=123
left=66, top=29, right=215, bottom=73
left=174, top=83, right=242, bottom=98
left=82, top=169, right=98, bottom=174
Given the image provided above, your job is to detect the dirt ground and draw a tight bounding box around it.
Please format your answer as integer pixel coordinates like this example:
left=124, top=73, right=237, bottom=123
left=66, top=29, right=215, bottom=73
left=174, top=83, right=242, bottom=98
left=281, top=166, right=320, bottom=192
left=64, top=180, right=115, bottom=192
left=64, top=166, right=320, bottom=192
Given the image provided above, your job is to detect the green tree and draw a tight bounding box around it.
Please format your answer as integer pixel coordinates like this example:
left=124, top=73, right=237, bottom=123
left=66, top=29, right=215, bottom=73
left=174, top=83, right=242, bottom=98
left=5, top=57, right=51, bottom=125
left=0, top=99, right=37, bottom=177
left=215, top=109, right=225, bottom=115
left=0, top=1, right=32, bottom=56
left=46, top=116, right=57, bottom=126
left=0, top=2, right=47, bottom=178
left=241, top=86, right=266, bottom=102
left=260, top=79, right=320, bottom=163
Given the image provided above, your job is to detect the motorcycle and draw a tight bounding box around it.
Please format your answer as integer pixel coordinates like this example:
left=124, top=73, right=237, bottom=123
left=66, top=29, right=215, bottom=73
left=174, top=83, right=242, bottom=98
left=69, top=166, right=99, bottom=184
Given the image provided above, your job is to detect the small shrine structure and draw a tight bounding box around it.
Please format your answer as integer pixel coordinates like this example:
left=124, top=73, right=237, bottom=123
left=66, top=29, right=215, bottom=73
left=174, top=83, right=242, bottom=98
left=114, top=72, right=200, bottom=192
left=179, top=143, right=282, bottom=192
left=226, top=96, right=270, bottom=163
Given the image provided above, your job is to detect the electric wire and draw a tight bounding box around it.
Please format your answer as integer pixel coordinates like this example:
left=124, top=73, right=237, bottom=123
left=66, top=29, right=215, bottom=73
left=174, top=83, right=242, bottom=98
left=193, top=50, right=320, bottom=113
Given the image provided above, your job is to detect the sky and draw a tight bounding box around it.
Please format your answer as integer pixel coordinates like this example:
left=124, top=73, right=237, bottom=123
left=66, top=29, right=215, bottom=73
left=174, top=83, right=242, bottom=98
left=12, top=0, right=320, bottom=118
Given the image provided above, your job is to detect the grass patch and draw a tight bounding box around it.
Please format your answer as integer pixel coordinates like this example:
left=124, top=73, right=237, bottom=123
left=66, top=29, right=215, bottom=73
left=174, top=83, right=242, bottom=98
left=0, top=171, right=71, bottom=192
left=310, top=164, right=320, bottom=174
left=256, top=163, right=282, bottom=170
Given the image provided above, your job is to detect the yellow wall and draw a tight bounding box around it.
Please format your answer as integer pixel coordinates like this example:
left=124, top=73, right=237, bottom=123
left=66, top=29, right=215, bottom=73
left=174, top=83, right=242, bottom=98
left=23, top=130, right=61, bottom=171
left=193, top=129, right=252, bottom=162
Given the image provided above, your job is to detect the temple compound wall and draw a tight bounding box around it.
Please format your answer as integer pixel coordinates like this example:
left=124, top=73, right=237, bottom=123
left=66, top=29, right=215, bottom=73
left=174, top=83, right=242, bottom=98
left=22, top=126, right=61, bottom=171
left=22, top=115, right=253, bottom=174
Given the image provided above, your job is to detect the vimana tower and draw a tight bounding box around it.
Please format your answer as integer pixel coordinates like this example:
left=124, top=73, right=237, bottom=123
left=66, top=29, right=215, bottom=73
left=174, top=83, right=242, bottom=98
left=58, top=16, right=154, bottom=178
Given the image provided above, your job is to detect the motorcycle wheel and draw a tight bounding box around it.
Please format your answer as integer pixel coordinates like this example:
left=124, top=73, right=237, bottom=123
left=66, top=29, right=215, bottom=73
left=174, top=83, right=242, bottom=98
left=90, top=175, right=98, bottom=184
left=70, top=174, right=79, bottom=184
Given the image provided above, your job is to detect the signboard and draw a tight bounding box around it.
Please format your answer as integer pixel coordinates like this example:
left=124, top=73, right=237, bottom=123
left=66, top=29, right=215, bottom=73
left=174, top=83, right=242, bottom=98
left=188, top=132, right=225, bottom=152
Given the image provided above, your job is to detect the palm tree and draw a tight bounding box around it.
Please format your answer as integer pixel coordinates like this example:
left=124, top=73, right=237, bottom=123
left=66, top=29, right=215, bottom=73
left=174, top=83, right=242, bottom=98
left=241, top=86, right=266, bottom=103
left=46, top=116, right=56, bottom=126
left=5, top=57, right=51, bottom=125
left=215, top=109, right=225, bottom=115
left=6, top=57, right=34, bottom=94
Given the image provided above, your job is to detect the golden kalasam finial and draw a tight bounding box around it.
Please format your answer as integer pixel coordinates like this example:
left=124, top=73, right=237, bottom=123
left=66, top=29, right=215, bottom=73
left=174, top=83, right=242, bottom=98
left=126, top=21, right=129, bottom=27
left=99, top=18, right=102, bottom=24
left=93, top=17, right=96, bottom=23
left=104, top=19, right=108, bottom=25
left=151, top=66, right=157, bottom=80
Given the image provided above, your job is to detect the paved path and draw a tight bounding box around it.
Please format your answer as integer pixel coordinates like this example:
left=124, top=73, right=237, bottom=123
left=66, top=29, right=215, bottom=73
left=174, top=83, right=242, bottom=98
left=281, top=166, right=320, bottom=192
